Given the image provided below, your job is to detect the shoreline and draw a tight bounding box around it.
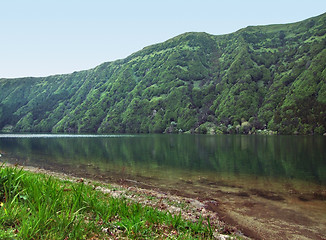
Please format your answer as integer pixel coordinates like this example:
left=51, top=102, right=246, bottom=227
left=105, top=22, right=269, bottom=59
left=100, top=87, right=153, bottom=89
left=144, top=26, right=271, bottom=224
left=3, top=159, right=326, bottom=239
left=1, top=162, right=249, bottom=240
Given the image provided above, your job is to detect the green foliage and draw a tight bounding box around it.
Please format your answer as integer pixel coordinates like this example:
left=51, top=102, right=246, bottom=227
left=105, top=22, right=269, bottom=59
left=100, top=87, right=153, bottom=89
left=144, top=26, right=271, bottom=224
left=0, top=166, right=214, bottom=239
left=1, top=13, right=326, bottom=135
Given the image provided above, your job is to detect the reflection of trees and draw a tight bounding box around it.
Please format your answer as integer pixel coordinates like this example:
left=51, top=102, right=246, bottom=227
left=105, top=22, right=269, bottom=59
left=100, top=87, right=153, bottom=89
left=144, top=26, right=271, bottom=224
left=0, top=135, right=325, bottom=184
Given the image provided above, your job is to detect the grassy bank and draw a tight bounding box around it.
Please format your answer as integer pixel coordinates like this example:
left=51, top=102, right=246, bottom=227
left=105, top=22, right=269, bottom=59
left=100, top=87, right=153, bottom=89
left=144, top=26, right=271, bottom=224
left=0, top=165, right=237, bottom=239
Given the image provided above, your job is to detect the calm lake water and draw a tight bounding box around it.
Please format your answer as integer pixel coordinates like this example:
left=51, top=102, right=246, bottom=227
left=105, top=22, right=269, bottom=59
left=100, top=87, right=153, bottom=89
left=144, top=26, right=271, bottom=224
left=0, top=134, right=325, bottom=185
left=0, top=134, right=326, bottom=239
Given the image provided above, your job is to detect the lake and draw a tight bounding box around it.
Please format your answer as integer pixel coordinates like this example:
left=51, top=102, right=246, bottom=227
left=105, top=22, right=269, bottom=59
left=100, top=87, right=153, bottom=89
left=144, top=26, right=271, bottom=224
left=0, top=134, right=325, bottom=239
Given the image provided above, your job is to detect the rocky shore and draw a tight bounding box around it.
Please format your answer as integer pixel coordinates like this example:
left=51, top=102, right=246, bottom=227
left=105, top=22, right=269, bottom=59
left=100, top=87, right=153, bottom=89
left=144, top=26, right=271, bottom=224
left=1, top=162, right=249, bottom=240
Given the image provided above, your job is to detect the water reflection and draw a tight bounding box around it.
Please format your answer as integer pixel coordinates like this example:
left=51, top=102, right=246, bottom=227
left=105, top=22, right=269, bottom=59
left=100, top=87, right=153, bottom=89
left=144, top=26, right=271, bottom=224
left=0, top=134, right=325, bottom=184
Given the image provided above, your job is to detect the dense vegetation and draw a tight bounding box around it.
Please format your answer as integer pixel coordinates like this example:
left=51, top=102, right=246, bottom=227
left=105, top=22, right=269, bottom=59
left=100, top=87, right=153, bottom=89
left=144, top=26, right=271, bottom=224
left=0, top=166, right=217, bottom=239
left=1, top=13, right=326, bottom=135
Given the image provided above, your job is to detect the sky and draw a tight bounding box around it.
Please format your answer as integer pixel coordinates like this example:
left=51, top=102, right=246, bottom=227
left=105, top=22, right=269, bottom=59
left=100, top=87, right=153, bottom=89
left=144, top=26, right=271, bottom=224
left=1, top=0, right=325, bottom=78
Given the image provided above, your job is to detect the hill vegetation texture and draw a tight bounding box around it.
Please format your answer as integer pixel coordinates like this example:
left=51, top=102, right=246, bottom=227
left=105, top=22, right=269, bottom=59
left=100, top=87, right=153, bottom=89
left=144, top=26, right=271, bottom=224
left=1, top=13, right=326, bottom=135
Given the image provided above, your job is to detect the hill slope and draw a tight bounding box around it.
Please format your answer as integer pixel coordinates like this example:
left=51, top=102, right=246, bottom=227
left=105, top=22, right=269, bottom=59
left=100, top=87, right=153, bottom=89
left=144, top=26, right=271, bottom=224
left=1, top=13, right=326, bottom=134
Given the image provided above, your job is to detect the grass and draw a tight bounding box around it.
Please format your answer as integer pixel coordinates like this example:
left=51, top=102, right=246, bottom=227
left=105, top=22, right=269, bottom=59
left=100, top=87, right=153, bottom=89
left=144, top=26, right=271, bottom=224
left=0, top=165, right=217, bottom=239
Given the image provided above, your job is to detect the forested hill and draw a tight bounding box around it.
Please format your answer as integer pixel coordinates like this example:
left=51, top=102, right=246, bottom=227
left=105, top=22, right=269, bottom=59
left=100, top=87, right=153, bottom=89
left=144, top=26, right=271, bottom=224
left=1, top=13, right=326, bottom=135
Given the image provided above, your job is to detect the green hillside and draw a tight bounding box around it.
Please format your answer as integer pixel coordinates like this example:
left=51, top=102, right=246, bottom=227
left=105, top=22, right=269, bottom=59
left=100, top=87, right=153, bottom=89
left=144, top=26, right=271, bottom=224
left=1, top=13, right=326, bottom=135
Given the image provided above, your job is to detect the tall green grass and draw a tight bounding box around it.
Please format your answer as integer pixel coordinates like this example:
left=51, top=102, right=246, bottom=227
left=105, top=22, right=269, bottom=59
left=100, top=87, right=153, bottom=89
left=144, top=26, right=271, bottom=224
left=0, top=166, right=215, bottom=239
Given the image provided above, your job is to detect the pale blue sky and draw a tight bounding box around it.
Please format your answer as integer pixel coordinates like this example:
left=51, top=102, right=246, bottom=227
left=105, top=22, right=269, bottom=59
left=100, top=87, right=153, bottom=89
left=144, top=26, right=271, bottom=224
left=1, top=0, right=325, bottom=78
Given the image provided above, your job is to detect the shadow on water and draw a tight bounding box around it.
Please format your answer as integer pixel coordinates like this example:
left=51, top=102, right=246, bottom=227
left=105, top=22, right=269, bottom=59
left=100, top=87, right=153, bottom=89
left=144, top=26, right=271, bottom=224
left=0, top=134, right=326, bottom=239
